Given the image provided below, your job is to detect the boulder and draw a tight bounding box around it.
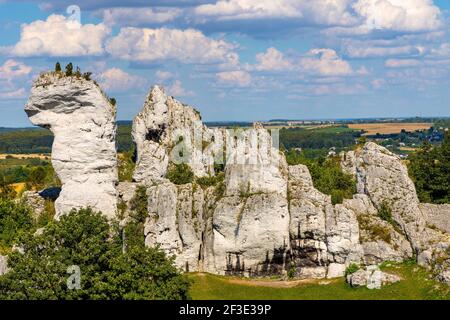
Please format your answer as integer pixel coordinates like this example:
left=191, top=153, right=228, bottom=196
left=25, top=73, right=118, bottom=218
left=347, top=265, right=401, bottom=289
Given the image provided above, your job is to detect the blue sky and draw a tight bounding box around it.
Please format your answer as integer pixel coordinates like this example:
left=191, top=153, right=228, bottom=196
left=0, top=0, right=450, bottom=127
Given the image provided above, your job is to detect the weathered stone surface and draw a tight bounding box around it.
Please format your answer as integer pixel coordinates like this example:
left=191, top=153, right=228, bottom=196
left=25, top=73, right=118, bottom=218
left=347, top=265, right=401, bottom=289
left=212, top=193, right=290, bottom=276
left=144, top=183, right=210, bottom=272
left=0, top=255, right=8, bottom=275
left=420, top=204, right=450, bottom=234
left=344, top=143, right=427, bottom=251
left=22, top=191, right=46, bottom=218
left=132, top=86, right=213, bottom=184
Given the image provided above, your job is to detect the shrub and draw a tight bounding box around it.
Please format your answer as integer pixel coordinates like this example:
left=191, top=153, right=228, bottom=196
left=0, top=199, right=33, bottom=249
left=118, top=150, right=135, bottom=182
left=345, top=263, right=360, bottom=276
left=196, top=172, right=224, bottom=188
left=55, top=62, right=61, bottom=72
left=65, top=63, right=73, bottom=76
left=167, top=163, right=194, bottom=185
left=0, top=208, right=190, bottom=300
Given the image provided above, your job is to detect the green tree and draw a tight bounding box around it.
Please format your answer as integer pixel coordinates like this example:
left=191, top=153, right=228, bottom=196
left=55, top=62, right=62, bottom=73
left=29, top=167, right=46, bottom=190
left=408, top=132, right=449, bottom=204
left=0, top=208, right=190, bottom=300
left=0, top=199, right=33, bottom=251
left=65, top=63, right=73, bottom=77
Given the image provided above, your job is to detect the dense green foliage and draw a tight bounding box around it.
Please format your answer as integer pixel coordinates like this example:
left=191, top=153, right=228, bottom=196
left=167, top=163, right=194, bottom=185
left=0, top=208, right=190, bottom=300
left=0, top=128, right=53, bottom=154
left=280, top=126, right=361, bottom=151
left=286, top=150, right=356, bottom=204
left=0, top=199, right=33, bottom=253
left=408, top=132, right=450, bottom=204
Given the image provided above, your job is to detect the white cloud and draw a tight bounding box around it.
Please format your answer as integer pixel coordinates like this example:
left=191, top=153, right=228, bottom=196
left=98, top=68, right=145, bottom=92
left=385, top=59, right=421, bottom=68
left=216, top=70, right=252, bottom=87
left=353, top=0, right=442, bottom=32
left=0, top=59, right=32, bottom=80
left=106, top=27, right=238, bottom=64
left=300, top=49, right=353, bottom=76
left=253, top=47, right=292, bottom=71
left=167, top=80, right=195, bottom=97
left=8, top=15, right=110, bottom=57
left=195, top=0, right=355, bottom=26
left=99, top=7, right=182, bottom=26
left=0, top=59, right=32, bottom=100
left=155, top=70, right=175, bottom=81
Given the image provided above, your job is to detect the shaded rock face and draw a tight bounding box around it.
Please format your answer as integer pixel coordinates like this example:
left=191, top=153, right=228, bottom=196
left=132, top=86, right=214, bottom=184
left=25, top=73, right=118, bottom=218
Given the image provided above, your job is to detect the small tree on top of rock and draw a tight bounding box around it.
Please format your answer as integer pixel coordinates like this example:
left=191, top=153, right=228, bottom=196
left=65, top=63, right=73, bottom=77
left=55, top=62, right=62, bottom=73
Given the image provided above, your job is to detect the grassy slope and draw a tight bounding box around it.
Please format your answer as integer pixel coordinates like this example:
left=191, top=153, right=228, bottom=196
left=188, top=263, right=450, bottom=300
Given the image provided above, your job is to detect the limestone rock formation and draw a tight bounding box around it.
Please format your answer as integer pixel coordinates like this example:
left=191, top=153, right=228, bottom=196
left=132, top=86, right=214, bottom=184
left=420, top=204, right=450, bottom=233
left=25, top=73, right=118, bottom=218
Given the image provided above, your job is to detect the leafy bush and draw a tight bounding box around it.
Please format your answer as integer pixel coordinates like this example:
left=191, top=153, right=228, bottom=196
left=0, top=199, right=33, bottom=250
left=287, top=151, right=356, bottom=204
left=118, top=150, right=135, bottom=182
left=167, top=163, right=194, bottom=185
left=0, top=208, right=190, bottom=300
left=196, top=172, right=225, bottom=188
left=345, top=263, right=360, bottom=276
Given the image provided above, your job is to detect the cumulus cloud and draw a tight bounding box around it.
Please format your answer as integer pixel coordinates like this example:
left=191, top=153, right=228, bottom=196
left=0, top=59, right=32, bottom=100
left=6, top=15, right=110, bottom=57
left=0, top=59, right=32, bottom=80
left=155, top=70, right=175, bottom=81
left=99, top=7, right=182, bottom=27
left=167, top=80, right=195, bottom=96
left=299, top=49, right=353, bottom=76
left=98, top=68, right=145, bottom=92
left=216, top=70, right=252, bottom=87
left=353, top=0, right=442, bottom=32
left=253, top=47, right=292, bottom=71
left=106, top=27, right=238, bottom=64
left=343, top=43, right=424, bottom=58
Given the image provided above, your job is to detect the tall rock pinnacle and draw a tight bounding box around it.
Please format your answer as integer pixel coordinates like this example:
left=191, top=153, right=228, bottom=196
left=25, top=72, right=118, bottom=218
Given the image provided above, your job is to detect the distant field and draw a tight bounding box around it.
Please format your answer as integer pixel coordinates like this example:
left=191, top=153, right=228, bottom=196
left=0, top=153, right=49, bottom=160
left=349, top=123, right=432, bottom=136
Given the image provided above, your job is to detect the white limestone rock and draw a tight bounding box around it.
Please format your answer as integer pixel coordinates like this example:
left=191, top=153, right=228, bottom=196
left=420, top=204, right=450, bottom=234
left=347, top=265, right=401, bottom=289
left=132, top=86, right=213, bottom=184
left=25, top=73, right=118, bottom=218
left=211, top=193, right=290, bottom=276
left=144, top=183, right=209, bottom=272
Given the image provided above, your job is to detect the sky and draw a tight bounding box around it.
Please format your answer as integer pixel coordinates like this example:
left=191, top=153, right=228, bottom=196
left=1, top=1, right=450, bottom=127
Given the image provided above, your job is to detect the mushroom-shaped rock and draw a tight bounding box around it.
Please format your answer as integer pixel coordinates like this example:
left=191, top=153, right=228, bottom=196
left=25, top=72, right=118, bottom=218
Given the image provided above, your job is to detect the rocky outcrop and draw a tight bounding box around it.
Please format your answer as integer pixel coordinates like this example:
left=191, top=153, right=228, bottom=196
left=347, top=265, right=401, bottom=289
left=342, top=143, right=450, bottom=283
left=132, top=86, right=214, bottom=185
left=25, top=73, right=118, bottom=219
left=23, top=80, right=450, bottom=284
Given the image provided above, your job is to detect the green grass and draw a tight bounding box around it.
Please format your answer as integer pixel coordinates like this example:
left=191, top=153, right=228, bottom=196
left=309, top=125, right=356, bottom=134
left=188, top=263, right=450, bottom=300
